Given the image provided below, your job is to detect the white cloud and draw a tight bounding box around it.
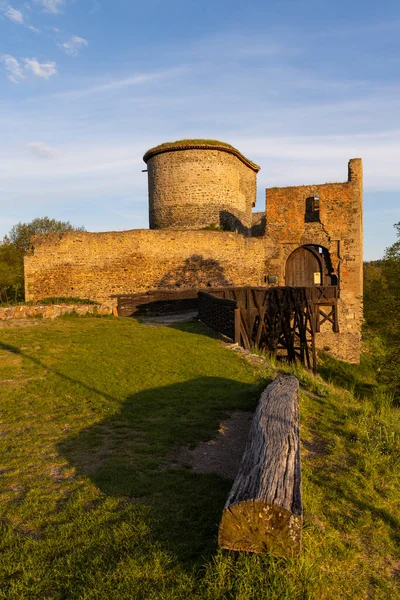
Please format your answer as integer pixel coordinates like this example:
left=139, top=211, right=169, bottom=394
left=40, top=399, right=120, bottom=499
left=0, top=54, right=25, bottom=83
left=1, top=3, right=41, bottom=32
left=58, top=35, right=88, bottom=56
left=23, top=57, right=57, bottom=79
left=28, top=142, right=57, bottom=159
left=1, top=55, right=57, bottom=82
left=4, top=4, right=24, bottom=24
left=46, top=67, right=186, bottom=100
left=33, top=0, right=64, bottom=14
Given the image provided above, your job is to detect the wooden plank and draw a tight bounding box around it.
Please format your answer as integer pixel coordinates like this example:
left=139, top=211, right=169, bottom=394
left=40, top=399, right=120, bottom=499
left=239, top=311, right=251, bottom=350
left=234, top=308, right=241, bottom=344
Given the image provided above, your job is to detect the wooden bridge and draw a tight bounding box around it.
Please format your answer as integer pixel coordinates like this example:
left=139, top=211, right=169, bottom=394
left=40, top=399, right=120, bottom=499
left=198, top=286, right=338, bottom=372
left=115, top=285, right=339, bottom=372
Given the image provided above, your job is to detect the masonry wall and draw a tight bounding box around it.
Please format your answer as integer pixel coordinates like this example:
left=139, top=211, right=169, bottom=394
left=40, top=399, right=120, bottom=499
left=25, top=230, right=267, bottom=303
left=251, top=211, right=266, bottom=236
left=147, top=149, right=257, bottom=232
left=24, top=157, right=363, bottom=365
left=263, top=158, right=363, bottom=362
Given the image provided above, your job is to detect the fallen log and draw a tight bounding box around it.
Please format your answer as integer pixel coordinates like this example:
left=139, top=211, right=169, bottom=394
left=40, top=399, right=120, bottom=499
left=218, top=374, right=302, bottom=557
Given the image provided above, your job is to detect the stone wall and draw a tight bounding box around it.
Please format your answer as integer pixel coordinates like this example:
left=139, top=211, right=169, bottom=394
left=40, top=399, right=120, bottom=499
left=0, top=303, right=114, bottom=320
left=251, top=211, right=266, bottom=236
left=264, top=158, right=363, bottom=362
left=146, top=145, right=258, bottom=233
left=25, top=230, right=267, bottom=303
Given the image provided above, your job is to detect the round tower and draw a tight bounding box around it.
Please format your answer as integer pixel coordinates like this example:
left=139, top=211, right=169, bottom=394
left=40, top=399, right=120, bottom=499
left=143, top=139, right=260, bottom=233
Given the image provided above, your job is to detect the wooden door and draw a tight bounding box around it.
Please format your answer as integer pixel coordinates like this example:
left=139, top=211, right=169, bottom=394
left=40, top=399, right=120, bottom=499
left=285, top=246, right=322, bottom=287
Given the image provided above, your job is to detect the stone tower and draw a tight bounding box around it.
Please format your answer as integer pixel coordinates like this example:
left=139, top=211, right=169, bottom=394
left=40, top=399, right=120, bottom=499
left=143, top=140, right=260, bottom=233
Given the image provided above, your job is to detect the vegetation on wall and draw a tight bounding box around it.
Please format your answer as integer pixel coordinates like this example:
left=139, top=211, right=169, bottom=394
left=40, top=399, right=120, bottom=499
left=0, top=217, right=85, bottom=304
left=143, top=138, right=261, bottom=171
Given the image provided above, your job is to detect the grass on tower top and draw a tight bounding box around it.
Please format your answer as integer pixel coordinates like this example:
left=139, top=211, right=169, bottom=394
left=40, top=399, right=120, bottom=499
left=143, top=139, right=261, bottom=170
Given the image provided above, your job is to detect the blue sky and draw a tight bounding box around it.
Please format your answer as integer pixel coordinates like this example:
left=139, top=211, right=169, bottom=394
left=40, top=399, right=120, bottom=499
left=0, top=0, right=399, bottom=260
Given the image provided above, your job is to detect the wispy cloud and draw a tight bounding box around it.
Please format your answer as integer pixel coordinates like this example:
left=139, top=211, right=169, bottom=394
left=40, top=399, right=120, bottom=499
left=23, top=57, right=57, bottom=79
left=0, top=24, right=398, bottom=258
left=46, top=67, right=187, bottom=100
left=4, top=4, right=23, bottom=24
left=28, top=142, right=57, bottom=159
left=58, top=35, right=88, bottom=56
left=0, top=54, right=57, bottom=82
left=0, top=54, right=25, bottom=83
left=33, top=0, right=64, bottom=14
left=1, top=3, right=41, bottom=31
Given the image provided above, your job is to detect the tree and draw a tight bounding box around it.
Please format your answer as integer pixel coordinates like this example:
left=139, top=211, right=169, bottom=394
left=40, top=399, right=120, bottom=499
left=5, top=216, right=85, bottom=253
left=0, top=242, right=24, bottom=303
left=380, top=223, right=400, bottom=398
left=364, top=223, right=400, bottom=400
left=0, top=217, right=85, bottom=303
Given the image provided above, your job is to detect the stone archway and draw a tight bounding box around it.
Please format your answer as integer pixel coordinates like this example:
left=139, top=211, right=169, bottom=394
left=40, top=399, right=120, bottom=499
left=285, top=245, right=337, bottom=287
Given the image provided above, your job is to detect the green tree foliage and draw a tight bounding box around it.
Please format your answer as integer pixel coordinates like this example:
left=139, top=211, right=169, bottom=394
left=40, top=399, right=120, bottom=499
left=5, top=216, right=85, bottom=253
left=0, top=242, right=24, bottom=303
left=0, top=217, right=85, bottom=304
left=364, top=222, right=400, bottom=400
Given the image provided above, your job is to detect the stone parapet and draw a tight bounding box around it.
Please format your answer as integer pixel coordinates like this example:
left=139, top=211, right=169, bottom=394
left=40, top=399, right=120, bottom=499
left=0, top=303, right=115, bottom=320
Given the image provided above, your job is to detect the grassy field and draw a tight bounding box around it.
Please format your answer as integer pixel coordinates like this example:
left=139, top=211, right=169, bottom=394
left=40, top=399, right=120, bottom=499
left=0, top=316, right=399, bottom=599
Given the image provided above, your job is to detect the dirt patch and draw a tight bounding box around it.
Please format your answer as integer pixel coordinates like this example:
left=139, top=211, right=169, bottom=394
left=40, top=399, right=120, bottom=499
left=302, top=437, right=329, bottom=458
left=165, top=410, right=253, bottom=479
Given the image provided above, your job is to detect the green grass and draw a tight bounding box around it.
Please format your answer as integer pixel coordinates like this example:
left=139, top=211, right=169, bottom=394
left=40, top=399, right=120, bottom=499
left=0, top=318, right=399, bottom=599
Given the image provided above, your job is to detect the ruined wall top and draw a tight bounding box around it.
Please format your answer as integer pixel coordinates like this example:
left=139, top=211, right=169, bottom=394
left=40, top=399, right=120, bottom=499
left=143, top=139, right=260, bottom=172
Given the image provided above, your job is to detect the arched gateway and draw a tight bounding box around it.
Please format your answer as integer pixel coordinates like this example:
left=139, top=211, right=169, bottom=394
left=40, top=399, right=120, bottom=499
left=285, top=245, right=337, bottom=287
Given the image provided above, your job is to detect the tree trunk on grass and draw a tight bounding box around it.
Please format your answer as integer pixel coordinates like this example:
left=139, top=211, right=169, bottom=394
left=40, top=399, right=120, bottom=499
left=218, top=374, right=302, bottom=558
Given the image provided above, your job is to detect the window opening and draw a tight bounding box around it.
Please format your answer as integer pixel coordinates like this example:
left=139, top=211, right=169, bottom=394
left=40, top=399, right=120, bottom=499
left=305, top=196, right=320, bottom=223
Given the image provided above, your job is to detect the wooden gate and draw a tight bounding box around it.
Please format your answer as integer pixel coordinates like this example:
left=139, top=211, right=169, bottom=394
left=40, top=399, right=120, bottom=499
left=285, top=246, right=322, bottom=287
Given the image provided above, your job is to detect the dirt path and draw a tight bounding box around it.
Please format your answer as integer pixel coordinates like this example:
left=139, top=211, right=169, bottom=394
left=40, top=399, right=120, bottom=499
left=165, top=410, right=253, bottom=480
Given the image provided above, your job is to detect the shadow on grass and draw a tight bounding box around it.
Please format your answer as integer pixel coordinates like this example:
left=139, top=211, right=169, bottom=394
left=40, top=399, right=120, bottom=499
left=169, top=319, right=227, bottom=341
left=317, top=352, right=376, bottom=398
left=58, top=377, right=261, bottom=568
left=0, top=339, right=117, bottom=402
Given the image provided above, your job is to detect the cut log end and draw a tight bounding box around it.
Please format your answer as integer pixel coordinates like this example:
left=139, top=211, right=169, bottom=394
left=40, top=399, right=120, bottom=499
left=219, top=499, right=302, bottom=558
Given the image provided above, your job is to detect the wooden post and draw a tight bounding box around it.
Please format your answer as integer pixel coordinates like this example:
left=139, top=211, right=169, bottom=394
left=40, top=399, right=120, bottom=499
left=234, top=307, right=241, bottom=344
left=218, top=375, right=302, bottom=558
left=333, top=302, right=339, bottom=333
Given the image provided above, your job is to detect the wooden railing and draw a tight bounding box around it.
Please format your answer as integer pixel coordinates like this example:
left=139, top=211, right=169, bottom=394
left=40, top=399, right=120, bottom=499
left=115, top=286, right=251, bottom=317
left=115, top=288, right=199, bottom=317
left=198, top=292, right=239, bottom=343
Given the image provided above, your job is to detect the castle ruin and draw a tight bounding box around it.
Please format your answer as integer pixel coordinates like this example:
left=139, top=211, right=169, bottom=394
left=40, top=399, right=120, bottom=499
left=24, top=139, right=363, bottom=362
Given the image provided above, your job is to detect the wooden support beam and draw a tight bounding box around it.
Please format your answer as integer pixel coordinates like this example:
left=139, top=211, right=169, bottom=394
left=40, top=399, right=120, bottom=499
left=218, top=374, right=302, bottom=558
